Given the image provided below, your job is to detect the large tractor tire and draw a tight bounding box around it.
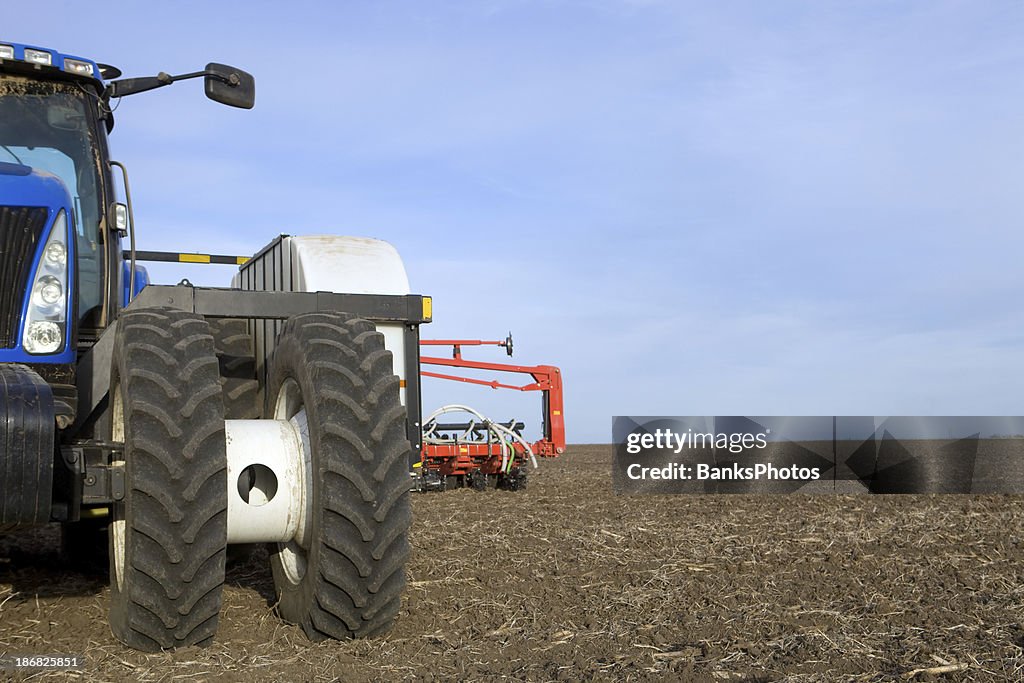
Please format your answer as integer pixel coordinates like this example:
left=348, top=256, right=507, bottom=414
left=210, top=318, right=260, bottom=420
left=108, top=308, right=228, bottom=651
left=265, top=312, right=411, bottom=640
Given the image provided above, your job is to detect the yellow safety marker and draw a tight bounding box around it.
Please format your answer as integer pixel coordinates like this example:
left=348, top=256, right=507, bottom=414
left=179, top=253, right=211, bottom=263
left=422, top=296, right=432, bottom=320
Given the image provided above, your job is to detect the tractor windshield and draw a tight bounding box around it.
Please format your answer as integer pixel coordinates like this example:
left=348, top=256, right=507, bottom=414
left=0, top=74, right=105, bottom=326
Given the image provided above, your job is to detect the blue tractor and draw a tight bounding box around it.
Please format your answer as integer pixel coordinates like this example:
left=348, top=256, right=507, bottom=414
left=0, top=41, right=428, bottom=651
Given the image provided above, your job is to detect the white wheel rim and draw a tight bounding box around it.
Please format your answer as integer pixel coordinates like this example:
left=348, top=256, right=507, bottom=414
left=111, top=383, right=126, bottom=590
left=274, top=378, right=310, bottom=585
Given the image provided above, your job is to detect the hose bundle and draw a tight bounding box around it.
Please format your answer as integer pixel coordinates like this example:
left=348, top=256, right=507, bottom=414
left=422, top=404, right=539, bottom=472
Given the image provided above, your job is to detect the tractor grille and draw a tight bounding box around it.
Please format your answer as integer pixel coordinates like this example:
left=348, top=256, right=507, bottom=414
left=0, top=207, right=48, bottom=348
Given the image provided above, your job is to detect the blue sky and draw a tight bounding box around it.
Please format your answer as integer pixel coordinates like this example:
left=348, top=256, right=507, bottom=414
left=7, top=1, right=1024, bottom=441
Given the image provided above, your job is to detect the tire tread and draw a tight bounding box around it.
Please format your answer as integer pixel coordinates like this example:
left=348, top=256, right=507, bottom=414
left=110, top=307, right=227, bottom=651
left=268, top=312, right=411, bottom=640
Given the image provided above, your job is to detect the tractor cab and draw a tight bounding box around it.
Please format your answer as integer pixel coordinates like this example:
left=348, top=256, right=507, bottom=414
left=0, top=46, right=112, bottom=365
left=0, top=83, right=107, bottom=331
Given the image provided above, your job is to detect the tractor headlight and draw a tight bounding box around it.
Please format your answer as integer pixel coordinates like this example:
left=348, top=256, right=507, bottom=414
left=34, top=275, right=63, bottom=308
left=63, top=58, right=94, bottom=76
left=23, top=209, right=69, bottom=355
left=45, top=241, right=66, bottom=266
left=24, top=321, right=62, bottom=354
left=23, top=48, right=52, bottom=66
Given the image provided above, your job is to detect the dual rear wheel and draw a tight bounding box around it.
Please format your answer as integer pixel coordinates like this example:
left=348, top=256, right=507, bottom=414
left=107, top=308, right=410, bottom=650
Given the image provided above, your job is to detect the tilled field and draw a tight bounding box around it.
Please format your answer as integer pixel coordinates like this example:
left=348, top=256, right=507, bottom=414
left=1, top=445, right=1022, bottom=681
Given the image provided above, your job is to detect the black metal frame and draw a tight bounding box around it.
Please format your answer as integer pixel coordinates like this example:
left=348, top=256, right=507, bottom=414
left=129, top=285, right=429, bottom=322
left=54, top=442, right=123, bottom=521
left=127, top=250, right=248, bottom=266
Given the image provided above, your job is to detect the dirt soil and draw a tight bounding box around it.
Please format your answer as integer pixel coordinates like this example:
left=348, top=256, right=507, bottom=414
left=1, top=445, right=1022, bottom=682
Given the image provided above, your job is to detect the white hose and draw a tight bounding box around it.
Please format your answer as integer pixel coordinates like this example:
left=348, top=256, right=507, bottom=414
left=422, top=404, right=538, bottom=470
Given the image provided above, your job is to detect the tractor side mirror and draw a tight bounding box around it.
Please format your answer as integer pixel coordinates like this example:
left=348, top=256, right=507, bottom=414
left=204, top=63, right=255, bottom=109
